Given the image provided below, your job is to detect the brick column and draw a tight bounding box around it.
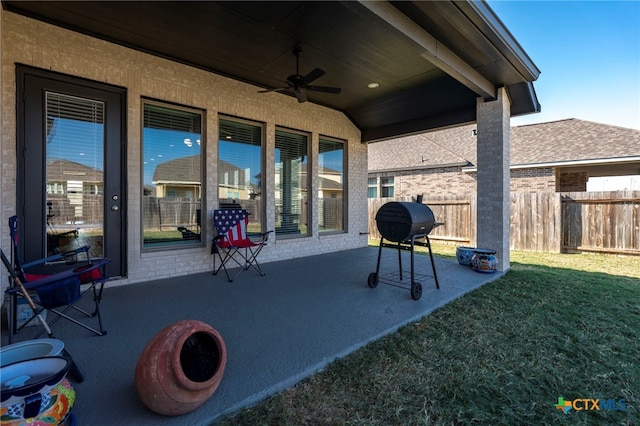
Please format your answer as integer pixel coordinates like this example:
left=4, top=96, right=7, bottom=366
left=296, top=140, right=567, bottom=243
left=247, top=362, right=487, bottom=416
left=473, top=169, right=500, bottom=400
left=476, top=87, right=511, bottom=271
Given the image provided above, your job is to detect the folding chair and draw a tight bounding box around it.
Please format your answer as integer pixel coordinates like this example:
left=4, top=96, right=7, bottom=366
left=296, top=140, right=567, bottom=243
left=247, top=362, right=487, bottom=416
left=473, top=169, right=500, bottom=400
left=211, top=209, right=272, bottom=282
left=4, top=215, right=110, bottom=343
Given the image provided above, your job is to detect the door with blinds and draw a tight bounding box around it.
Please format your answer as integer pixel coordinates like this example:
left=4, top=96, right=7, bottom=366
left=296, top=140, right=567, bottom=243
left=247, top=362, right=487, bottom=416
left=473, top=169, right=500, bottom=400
left=17, top=66, right=125, bottom=277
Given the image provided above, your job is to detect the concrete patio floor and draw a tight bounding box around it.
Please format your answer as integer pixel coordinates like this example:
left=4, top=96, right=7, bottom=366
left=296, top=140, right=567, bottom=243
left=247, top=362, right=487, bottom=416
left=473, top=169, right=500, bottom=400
left=2, top=246, right=503, bottom=425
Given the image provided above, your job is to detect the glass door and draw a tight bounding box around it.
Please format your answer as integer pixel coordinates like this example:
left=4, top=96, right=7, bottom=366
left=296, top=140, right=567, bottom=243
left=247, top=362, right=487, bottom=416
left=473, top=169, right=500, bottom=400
left=17, top=66, right=126, bottom=277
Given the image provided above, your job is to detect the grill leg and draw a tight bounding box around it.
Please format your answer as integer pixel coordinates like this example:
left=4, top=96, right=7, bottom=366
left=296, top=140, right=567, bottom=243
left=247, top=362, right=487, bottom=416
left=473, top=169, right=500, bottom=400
left=375, top=238, right=384, bottom=275
left=426, top=236, right=440, bottom=289
left=397, top=242, right=403, bottom=281
left=410, top=237, right=415, bottom=284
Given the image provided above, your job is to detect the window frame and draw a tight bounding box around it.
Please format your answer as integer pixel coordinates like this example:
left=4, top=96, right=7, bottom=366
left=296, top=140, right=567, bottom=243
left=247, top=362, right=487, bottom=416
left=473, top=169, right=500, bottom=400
left=141, top=99, right=205, bottom=251
left=381, top=176, right=395, bottom=198
left=368, top=177, right=378, bottom=199
left=318, top=135, right=346, bottom=234
left=274, top=126, right=311, bottom=239
left=218, top=115, right=266, bottom=233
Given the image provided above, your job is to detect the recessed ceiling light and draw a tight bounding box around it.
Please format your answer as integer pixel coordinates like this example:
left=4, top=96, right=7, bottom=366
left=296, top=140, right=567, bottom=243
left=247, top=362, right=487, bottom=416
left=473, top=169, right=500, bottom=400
left=367, top=82, right=380, bottom=89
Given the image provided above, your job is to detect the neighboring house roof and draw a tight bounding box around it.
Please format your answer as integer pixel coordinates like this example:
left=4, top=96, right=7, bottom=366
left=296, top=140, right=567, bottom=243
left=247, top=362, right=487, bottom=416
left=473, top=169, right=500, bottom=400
left=316, top=177, right=343, bottom=191
left=368, top=119, right=640, bottom=172
left=152, top=155, right=201, bottom=184
left=152, top=156, right=252, bottom=185
left=368, top=124, right=477, bottom=171
left=47, top=159, right=103, bottom=183
left=510, top=119, right=640, bottom=166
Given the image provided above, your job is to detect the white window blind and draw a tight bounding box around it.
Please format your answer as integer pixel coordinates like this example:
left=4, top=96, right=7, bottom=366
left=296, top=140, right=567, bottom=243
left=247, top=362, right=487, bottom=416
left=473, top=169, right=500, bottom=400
left=218, top=117, right=264, bottom=231
left=142, top=102, right=203, bottom=248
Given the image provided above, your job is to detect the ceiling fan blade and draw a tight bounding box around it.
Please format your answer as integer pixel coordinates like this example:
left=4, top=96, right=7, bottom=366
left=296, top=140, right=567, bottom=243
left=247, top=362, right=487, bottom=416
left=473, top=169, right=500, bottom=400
left=306, top=85, right=342, bottom=94
left=294, top=88, right=307, bottom=103
left=302, top=68, right=325, bottom=85
left=258, top=87, right=289, bottom=93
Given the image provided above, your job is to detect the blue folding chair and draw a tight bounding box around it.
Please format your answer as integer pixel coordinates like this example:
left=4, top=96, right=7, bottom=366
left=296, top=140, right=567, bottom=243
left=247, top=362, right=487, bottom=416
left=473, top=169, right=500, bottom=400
left=3, top=215, right=110, bottom=342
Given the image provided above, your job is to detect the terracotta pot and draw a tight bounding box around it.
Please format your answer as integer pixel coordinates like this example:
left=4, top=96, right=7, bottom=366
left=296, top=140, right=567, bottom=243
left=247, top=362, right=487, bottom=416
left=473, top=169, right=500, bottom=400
left=135, top=320, right=227, bottom=416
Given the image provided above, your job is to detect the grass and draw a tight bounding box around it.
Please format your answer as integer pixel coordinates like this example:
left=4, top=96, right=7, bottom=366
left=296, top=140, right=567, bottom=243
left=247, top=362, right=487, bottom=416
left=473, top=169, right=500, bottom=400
left=217, top=245, right=640, bottom=425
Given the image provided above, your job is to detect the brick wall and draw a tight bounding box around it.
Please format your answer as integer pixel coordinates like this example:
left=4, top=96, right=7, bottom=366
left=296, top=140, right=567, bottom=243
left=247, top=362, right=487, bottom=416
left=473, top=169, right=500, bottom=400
left=556, top=171, right=588, bottom=191
left=370, top=166, right=478, bottom=198
left=1, top=12, right=366, bottom=286
left=510, top=167, right=556, bottom=192
left=370, top=165, right=560, bottom=200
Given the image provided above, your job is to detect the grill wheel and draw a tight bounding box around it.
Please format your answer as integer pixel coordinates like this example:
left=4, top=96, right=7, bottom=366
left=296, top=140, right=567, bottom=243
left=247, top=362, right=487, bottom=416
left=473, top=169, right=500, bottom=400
left=410, top=282, right=422, bottom=300
left=367, top=272, right=378, bottom=288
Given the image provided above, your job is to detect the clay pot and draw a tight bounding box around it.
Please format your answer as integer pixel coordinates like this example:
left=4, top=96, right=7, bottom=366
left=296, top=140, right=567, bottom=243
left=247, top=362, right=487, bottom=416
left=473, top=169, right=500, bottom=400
left=135, top=320, right=227, bottom=416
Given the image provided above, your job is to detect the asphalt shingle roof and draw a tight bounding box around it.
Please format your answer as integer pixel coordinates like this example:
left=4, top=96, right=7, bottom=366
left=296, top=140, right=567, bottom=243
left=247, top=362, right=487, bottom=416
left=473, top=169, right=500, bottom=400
left=368, top=119, right=640, bottom=171
left=152, top=155, right=201, bottom=183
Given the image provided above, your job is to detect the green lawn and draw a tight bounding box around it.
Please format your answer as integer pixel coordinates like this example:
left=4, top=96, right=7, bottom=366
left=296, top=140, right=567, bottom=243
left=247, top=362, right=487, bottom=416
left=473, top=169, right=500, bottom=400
left=218, top=246, right=640, bottom=425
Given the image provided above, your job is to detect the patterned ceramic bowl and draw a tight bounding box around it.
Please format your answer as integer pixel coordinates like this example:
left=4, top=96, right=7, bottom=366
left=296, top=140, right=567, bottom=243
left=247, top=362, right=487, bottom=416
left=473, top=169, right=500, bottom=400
left=456, top=246, right=476, bottom=266
left=1, top=356, right=70, bottom=419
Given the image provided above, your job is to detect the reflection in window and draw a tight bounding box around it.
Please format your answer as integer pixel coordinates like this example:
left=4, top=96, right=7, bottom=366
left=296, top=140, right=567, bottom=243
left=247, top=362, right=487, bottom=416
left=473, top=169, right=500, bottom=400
left=318, top=137, right=344, bottom=233
left=45, top=92, right=104, bottom=257
left=142, top=102, right=203, bottom=248
left=275, top=128, right=309, bottom=237
left=218, top=116, right=264, bottom=232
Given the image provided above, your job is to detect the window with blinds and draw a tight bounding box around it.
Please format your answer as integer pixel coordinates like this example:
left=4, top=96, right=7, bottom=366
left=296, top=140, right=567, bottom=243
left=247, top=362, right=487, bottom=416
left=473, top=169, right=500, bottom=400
left=142, top=101, right=203, bottom=248
left=318, top=137, right=345, bottom=233
left=218, top=116, right=264, bottom=232
left=275, top=128, right=309, bottom=237
left=45, top=92, right=105, bottom=255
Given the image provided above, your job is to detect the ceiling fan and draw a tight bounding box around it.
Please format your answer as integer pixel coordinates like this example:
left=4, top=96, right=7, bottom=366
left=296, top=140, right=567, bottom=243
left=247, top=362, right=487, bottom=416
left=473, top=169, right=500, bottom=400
left=259, top=47, right=341, bottom=103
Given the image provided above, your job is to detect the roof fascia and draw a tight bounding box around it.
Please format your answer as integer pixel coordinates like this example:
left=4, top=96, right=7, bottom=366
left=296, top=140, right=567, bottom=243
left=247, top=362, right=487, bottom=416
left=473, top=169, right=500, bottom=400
left=358, top=0, right=495, bottom=99
left=370, top=161, right=470, bottom=174
left=462, top=156, right=640, bottom=172
left=462, top=0, right=541, bottom=81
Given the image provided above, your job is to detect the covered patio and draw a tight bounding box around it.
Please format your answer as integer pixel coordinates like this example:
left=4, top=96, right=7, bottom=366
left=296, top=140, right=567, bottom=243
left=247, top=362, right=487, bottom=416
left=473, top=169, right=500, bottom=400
left=1, top=1, right=541, bottom=291
left=3, top=247, right=501, bottom=425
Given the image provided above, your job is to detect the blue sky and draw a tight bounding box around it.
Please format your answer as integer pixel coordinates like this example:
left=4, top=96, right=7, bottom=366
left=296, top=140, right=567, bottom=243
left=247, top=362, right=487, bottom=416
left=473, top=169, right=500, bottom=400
left=487, top=1, right=640, bottom=130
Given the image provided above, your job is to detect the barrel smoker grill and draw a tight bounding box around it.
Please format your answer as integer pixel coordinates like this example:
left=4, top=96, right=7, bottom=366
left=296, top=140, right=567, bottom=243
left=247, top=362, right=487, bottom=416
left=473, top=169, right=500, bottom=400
left=368, top=201, right=441, bottom=300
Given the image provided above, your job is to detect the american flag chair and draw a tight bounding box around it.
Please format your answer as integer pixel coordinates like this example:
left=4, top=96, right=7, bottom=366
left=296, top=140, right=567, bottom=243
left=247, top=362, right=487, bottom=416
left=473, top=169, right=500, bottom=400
left=212, top=209, right=273, bottom=281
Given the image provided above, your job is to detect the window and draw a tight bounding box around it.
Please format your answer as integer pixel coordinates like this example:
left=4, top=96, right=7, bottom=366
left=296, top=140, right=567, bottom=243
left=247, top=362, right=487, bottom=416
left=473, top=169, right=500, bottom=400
left=218, top=116, right=264, bottom=232
left=318, top=137, right=344, bottom=233
left=368, top=177, right=377, bottom=198
left=275, top=128, right=309, bottom=237
left=381, top=177, right=394, bottom=197
left=142, top=101, right=203, bottom=248
left=45, top=92, right=105, bottom=255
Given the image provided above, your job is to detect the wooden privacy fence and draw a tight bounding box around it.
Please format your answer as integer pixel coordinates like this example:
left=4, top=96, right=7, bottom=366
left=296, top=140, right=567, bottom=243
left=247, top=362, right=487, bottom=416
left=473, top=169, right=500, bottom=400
left=368, top=191, right=640, bottom=255
left=143, top=197, right=201, bottom=231
left=561, top=191, right=640, bottom=255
